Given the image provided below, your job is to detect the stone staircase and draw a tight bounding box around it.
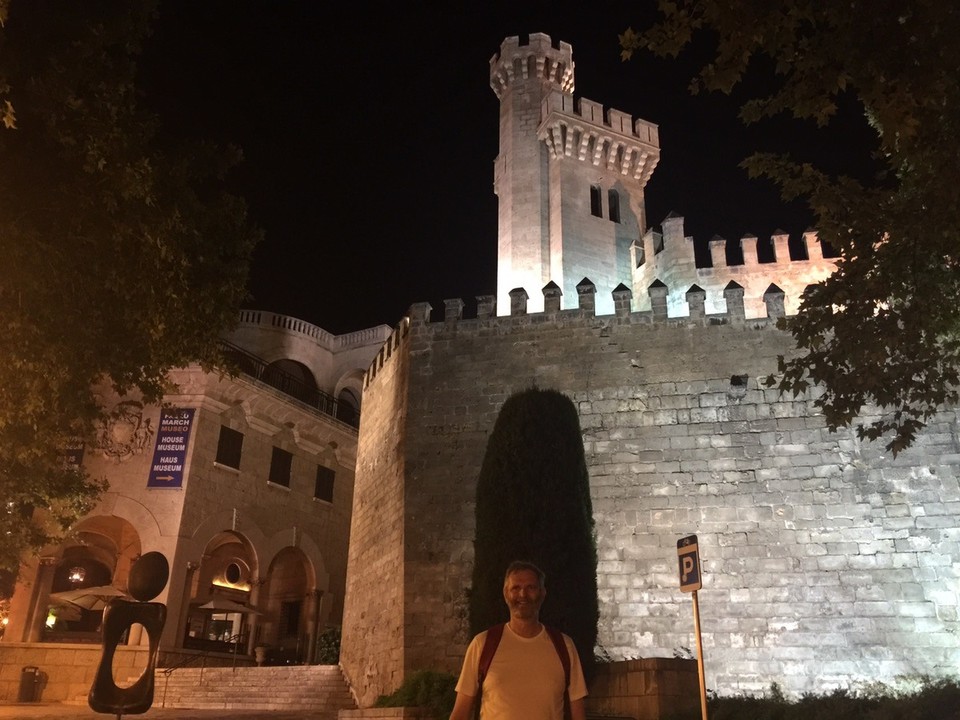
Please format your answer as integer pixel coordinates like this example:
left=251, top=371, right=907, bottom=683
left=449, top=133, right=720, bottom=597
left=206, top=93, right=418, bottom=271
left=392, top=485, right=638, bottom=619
left=152, top=664, right=356, bottom=714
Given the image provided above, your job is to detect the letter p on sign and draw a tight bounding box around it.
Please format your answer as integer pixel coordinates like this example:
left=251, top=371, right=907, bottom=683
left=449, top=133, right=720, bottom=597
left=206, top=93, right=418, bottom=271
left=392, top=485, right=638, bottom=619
left=677, top=535, right=702, bottom=592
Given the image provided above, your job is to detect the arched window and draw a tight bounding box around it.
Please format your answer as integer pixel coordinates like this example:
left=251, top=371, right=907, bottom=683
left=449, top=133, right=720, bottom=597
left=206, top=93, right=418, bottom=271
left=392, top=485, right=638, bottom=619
left=262, top=359, right=319, bottom=406
left=336, top=388, right=360, bottom=426
left=608, top=189, right=621, bottom=223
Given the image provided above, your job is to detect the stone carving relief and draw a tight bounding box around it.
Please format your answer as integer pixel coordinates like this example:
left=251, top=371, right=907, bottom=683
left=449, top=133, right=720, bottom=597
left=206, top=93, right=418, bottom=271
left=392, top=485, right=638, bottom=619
left=96, top=400, right=154, bottom=462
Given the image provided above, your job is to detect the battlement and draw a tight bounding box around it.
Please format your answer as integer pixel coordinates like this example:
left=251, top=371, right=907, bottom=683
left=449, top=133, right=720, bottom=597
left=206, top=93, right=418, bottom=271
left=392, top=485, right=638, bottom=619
left=363, top=316, right=410, bottom=389
left=539, top=91, right=660, bottom=184
left=638, top=216, right=833, bottom=269
left=490, top=33, right=574, bottom=99
left=363, top=279, right=791, bottom=389
left=633, top=215, right=837, bottom=317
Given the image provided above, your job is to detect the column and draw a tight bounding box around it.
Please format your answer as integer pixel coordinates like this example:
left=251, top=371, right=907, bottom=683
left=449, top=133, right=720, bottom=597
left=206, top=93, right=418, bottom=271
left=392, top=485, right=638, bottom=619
left=246, top=576, right=266, bottom=656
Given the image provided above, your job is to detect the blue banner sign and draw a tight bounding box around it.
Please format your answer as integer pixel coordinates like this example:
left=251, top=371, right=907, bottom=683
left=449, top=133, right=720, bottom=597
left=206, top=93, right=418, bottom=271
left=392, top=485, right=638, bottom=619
left=62, top=440, right=85, bottom=468
left=148, top=408, right=195, bottom=488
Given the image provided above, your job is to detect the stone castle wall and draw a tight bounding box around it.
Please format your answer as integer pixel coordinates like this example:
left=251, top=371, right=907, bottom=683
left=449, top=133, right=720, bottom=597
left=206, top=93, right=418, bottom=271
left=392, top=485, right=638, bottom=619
left=343, top=283, right=960, bottom=700
left=340, top=324, right=413, bottom=706
left=632, top=215, right=837, bottom=319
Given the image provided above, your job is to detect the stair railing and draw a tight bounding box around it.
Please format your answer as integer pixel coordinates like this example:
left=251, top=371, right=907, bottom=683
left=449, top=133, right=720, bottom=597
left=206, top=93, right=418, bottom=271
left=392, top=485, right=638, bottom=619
left=159, top=634, right=244, bottom=708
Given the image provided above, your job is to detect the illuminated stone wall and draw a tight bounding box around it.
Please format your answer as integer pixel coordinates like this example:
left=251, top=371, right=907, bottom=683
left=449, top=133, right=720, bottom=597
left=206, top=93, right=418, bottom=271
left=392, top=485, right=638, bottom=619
left=340, top=32, right=955, bottom=704
left=490, top=34, right=660, bottom=316
left=345, top=286, right=960, bottom=699
left=339, top=323, right=413, bottom=707
left=632, top=215, right=836, bottom=319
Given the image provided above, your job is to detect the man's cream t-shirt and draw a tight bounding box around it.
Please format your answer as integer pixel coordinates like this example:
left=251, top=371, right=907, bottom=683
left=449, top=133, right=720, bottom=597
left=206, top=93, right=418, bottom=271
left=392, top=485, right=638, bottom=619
left=455, top=624, right=588, bottom=720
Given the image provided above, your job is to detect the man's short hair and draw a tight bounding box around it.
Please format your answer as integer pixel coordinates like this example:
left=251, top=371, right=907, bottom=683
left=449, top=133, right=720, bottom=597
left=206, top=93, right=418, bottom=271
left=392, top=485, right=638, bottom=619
left=503, top=560, right=546, bottom=587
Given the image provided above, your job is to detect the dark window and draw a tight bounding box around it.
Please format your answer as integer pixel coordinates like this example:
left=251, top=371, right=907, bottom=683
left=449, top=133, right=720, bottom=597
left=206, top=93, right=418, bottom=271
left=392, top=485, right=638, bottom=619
left=280, top=600, right=301, bottom=637
left=215, top=426, right=244, bottom=469
left=315, top=466, right=335, bottom=502
left=653, top=232, right=665, bottom=255
left=225, top=562, right=242, bottom=584
left=635, top=247, right=646, bottom=268
left=589, top=185, right=602, bottom=217
left=268, top=447, right=293, bottom=487
left=336, top=389, right=360, bottom=426
left=608, top=189, right=621, bottom=223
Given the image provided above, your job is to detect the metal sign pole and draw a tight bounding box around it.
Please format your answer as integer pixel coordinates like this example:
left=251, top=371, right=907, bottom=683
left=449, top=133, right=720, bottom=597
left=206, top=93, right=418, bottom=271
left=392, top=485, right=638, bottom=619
left=692, top=589, right=708, bottom=720
left=677, top=535, right=708, bottom=720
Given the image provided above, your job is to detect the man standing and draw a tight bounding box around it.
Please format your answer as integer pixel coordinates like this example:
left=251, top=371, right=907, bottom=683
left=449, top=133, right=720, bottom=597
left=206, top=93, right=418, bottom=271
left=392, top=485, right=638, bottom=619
left=450, top=561, right=588, bottom=720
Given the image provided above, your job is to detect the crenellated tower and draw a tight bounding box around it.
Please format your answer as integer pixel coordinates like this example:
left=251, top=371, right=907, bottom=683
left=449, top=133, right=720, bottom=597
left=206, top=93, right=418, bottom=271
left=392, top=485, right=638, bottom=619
left=490, top=33, right=660, bottom=314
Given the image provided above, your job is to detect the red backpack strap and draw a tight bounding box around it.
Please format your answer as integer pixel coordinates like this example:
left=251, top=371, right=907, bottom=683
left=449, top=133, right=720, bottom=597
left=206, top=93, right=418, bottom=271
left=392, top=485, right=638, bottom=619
left=543, top=625, right=571, bottom=689
left=477, top=623, right=505, bottom=690
left=544, top=626, right=572, bottom=720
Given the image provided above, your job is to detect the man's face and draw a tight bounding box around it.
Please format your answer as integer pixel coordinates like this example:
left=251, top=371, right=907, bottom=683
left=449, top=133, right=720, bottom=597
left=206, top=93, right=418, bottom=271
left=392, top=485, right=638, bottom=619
left=503, top=569, right=545, bottom=621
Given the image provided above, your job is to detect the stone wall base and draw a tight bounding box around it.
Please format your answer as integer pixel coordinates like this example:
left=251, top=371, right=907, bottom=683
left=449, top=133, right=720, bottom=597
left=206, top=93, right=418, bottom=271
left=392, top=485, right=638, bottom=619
left=0, top=643, right=255, bottom=703
left=587, top=658, right=700, bottom=720
left=339, top=710, right=429, bottom=719
left=0, top=642, right=148, bottom=703
left=335, top=659, right=699, bottom=720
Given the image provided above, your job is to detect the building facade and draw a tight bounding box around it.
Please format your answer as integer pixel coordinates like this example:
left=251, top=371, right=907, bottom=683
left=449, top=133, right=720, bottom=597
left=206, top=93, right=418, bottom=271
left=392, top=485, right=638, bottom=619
left=0, top=312, right=389, bottom=702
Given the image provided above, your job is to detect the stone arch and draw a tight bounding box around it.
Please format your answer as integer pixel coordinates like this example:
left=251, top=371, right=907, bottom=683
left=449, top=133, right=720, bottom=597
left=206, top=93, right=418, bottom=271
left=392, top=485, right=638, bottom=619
left=219, top=400, right=252, bottom=427
left=251, top=531, right=332, bottom=664
left=258, top=546, right=316, bottom=663
left=334, top=369, right=365, bottom=425
left=185, top=508, right=267, bottom=568
left=336, top=388, right=360, bottom=425
left=262, top=358, right=321, bottom=406
left=102, top=494, right=164, bottom=551
left=182, top=529, right=260, bottom=654
left=261, top=530, right=328, bottom=588
left=334, top=369, right=364, bottom=404
left=45, top=515, right=142, bottom=639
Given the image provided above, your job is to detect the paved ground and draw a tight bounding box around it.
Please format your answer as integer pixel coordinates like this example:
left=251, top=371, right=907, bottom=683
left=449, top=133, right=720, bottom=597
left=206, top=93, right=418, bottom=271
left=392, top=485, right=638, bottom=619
left=0, top=704, right=320, bottom=720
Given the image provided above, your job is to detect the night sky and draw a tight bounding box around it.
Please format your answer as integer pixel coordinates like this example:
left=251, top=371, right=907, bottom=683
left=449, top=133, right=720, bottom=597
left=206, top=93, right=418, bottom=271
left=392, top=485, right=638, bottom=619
left=140, top=2, right=877, bottom=335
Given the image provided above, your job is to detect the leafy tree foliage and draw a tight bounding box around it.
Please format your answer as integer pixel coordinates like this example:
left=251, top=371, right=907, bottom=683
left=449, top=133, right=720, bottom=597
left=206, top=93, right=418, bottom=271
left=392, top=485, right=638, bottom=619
left=622, top=1, right=960, bottom=454
left=470, top=388, right=598, bottom=679
left=0, top=0, right=259, bottom=571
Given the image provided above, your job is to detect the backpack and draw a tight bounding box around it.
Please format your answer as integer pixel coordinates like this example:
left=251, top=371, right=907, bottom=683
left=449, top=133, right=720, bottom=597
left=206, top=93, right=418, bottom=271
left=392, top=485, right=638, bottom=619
left=475, top=623, right=571, bottom=719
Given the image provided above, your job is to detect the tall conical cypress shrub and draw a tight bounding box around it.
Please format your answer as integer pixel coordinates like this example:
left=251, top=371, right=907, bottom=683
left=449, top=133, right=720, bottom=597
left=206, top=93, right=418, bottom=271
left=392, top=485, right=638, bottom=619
left=469, top=388, right=598, bottom=680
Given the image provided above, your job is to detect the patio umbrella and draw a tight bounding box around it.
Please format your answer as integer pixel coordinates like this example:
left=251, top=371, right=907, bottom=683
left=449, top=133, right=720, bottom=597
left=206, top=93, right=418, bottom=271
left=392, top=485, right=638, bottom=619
left=49, top=585, right=130, bottom=612
left=47, top=597, right=83, bottom=621
left=198, top=598, right=261, bottom=615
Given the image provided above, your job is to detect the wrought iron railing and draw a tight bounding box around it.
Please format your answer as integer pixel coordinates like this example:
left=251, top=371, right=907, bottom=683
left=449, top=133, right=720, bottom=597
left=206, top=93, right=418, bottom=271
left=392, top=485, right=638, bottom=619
left=160, top=634, right=246, bottom=707
left=218, top=341, right=359, bottom=428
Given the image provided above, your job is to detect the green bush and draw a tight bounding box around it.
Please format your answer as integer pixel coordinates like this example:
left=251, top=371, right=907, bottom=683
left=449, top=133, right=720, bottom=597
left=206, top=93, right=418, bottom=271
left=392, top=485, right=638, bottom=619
left=470, top=387, right=599, bottom=682
left=701, top=677, right=960, bottom=720
left=373, top=670, right=457, bottom=719
left=314, top=626, right=341, bottom=664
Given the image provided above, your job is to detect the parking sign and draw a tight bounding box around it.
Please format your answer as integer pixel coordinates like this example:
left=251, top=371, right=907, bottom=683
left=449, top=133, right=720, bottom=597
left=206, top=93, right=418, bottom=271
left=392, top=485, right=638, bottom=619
left=677, top=534, right=702, bottom=592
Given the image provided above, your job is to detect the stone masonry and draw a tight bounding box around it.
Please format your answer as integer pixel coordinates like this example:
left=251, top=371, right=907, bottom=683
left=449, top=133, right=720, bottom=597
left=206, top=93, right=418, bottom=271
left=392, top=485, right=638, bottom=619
left=340, top=329, right=412, bottom=703
left=340, top=282, right=960, bottom=703
left=339, top=32, right=959, bottom=705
